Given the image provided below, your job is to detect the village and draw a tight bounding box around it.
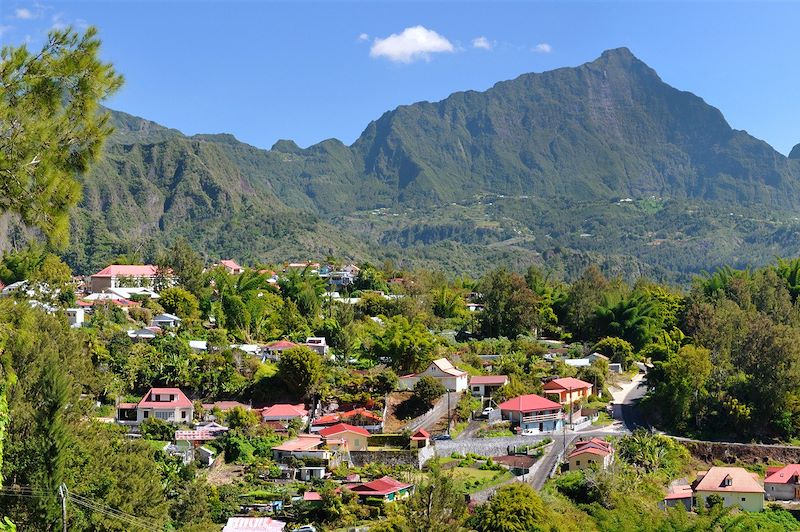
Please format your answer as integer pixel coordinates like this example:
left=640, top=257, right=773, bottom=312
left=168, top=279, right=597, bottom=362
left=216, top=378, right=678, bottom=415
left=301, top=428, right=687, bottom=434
left=5, top=257, right=800, bottom=531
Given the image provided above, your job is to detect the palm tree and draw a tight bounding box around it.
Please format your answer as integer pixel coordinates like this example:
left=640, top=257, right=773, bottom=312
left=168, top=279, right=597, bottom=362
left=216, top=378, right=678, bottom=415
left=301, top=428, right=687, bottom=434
left=594, top=293, right=660, bottom=349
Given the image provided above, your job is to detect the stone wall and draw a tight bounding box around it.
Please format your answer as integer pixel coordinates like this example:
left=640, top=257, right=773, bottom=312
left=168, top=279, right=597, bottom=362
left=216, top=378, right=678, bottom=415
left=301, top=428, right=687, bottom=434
left=350, top=450, right=421, bottom=468
left=434, top=435, right=552, bottom=458
left=673, top=437, right=800, bottom=465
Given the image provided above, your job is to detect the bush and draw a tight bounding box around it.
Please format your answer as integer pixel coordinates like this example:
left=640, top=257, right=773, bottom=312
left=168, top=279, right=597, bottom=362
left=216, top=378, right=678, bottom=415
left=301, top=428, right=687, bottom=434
left=139, top=417, right=175, bottom=441
left=413, top=376, right=446, bottom=408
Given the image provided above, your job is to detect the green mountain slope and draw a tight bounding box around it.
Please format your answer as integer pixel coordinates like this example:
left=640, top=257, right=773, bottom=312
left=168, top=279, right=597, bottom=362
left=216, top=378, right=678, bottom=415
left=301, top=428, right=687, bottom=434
left=58, top=48, right=800, bottom=279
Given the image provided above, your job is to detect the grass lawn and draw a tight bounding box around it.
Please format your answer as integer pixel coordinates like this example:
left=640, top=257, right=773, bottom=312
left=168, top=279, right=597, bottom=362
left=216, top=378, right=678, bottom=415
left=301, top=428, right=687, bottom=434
left=452, top=467, right=513, bottom=493
left=592, top=412, right=613, bottom=427
left=255, top=361, right=279, bottom=379
left=144, top=440, right=170, bottom=451
left=450, top=421, right=469, bottom=439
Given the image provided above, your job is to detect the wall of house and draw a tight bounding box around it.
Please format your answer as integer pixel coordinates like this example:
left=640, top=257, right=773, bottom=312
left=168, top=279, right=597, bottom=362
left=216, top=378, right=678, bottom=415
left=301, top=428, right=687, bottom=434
left=568, top=453, right=608, bottom=471
left=765, top=482, right=799, bottom=501
left=137, top=407, right=193, bottom=423
left=696, top=491, right=763, bottom=512
left=90, top=276, right=113, bottom=293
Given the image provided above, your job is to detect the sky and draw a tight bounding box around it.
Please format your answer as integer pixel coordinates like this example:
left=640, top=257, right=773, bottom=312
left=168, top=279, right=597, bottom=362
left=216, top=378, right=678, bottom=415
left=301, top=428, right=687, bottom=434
left=1, top=1, right=799, bottom=155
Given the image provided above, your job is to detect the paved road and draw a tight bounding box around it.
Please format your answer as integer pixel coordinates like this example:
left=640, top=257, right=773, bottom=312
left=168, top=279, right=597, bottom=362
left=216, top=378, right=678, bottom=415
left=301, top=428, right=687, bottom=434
left=613, top=373, right=648, bottom=431
left=405, top=392, right=460, bottom=433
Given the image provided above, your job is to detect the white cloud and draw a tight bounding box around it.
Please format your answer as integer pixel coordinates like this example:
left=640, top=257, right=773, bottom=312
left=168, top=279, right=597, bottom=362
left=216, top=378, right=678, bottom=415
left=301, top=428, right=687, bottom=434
left=370, top=25, right=454, bottom=63
left=14, top=8, right=35, bottom=19
left=533, top=42, right=552, bottom=53
left=50, top=13, right=65, bottom=30
left=358, top=33, right=369, bottom=42
left=472, top=36, right=493, bottom=51
left=0, top=25, right=12, bottom=37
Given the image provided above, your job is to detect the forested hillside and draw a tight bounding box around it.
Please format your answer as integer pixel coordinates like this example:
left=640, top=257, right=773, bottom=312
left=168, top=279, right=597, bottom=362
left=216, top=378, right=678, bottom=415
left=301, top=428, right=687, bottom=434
left=50, top=49, right=800, bottom=280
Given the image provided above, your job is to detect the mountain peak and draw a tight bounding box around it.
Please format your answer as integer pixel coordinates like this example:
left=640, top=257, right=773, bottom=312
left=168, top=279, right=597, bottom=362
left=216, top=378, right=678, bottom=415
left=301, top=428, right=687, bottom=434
left=790, top=143, right=800, bottom=160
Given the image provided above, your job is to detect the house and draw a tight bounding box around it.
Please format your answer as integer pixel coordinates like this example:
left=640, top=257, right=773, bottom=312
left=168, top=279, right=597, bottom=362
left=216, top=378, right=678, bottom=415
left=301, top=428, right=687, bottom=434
left=89, top=264, right=163, bottom=293
left=189, top=340, right=208, bottom=352
left=498, top=394, right=563, bottom=434
left=219, top=259, right=244, bottom=274
left=197, top=446, right=216, bottom=466
left=588, top=352, right=610, bottom=363
left=261, top=403, right=309, bottom=426
left=222, top=517, right=286, bottom=532
left=470, top=375, right=509, bottom=397
left=151, top=313, right=181, bottom=328
left=764, top=464, right=800, bottom=500
left=409, top=429, right=430, bottom=449
left=65, top=307, right=85, bottom=328
left=264, top=339, right=298, bottom=361
left=568, top=438, right=614, bottom=471
left=661, top=485, right=694, bottom=511
left=398, top=358, right=469, bottom=392
left=127, top=328, right=158, bottom=341
left=116, top=387, right=194, bottom=425
left=271, top=433, right=348, bottom=473
left=311, top=407, right=383, bottom=432
left=303, top=337, right=330, bottom=358
left=107, top=287, right=160, bottom=300
left=349, top=476, right=414, bottom=502
left=694, top=466, right=764, bottom=512
left=543, top=377, right=593, bottom=404
left=318, top=423, right=370, bottom=451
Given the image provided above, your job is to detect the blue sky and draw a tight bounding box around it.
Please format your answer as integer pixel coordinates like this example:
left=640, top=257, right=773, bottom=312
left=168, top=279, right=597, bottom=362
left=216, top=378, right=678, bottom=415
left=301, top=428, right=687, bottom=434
left=2, top=1, right=799, bottom=154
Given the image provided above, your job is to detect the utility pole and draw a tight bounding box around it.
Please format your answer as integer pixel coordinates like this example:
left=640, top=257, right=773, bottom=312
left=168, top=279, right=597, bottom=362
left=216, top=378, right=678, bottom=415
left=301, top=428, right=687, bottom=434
left=58, top=483, right=67, bottom=532
left=447, top=391, right=451, bottom=436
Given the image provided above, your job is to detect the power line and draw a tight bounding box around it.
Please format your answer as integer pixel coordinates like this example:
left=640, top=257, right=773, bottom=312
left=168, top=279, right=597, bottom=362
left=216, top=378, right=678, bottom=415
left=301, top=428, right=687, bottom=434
left=68, top=493, right=161, bottom=532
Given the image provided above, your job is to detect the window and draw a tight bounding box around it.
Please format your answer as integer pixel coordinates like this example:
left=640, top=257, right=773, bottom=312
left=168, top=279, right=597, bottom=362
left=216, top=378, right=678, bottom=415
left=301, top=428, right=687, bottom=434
left=155, top=411, right=172, bottom=420
left=741, top=497, right=746, bottom=502
left=181, top=410, right=187, bottom=419
left=576, top=460, right=580, bottom=466
left=143, top=411, right=149, bottom=418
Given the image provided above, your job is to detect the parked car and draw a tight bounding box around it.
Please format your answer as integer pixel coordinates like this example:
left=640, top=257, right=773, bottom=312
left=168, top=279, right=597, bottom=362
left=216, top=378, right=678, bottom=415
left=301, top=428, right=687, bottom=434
left=433, top=434, right=452, bottom=441
left=482, top=407, right=493, bottom=417
left=292, top=526, right=317, bottom=532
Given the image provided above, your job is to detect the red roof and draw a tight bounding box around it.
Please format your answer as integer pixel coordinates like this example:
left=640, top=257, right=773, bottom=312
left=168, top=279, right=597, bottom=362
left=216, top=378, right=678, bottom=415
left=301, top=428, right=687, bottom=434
left=469, top=375, right=509, bottom=386
left=568, top=446, right=611, bottom=459
left=410, top=429, right=430, bottom=440
left=319, top=423, right=370, bottom=437
left=266, top=340, right=298, bottom=350
left=313, top=408, right=382, bottom=426
left=137, top=388, right=192, bottom=409
left=92, top=264, right=159, bottom=278
left=498, top=394, right=562, bottom=413
left=350, top=476, right=412, bottom=496
left=220, top=259, right=242, bottom=271
left=664, top=485, right=694, bottom=500
left=765, top=464, right=800, bottom=484
left=543, top=377, right=593, bottom=392
left=175, top=430, right=218, bottom=441
left=303, top=491, right=323, bottom=501
left=261, top=403, right=308, bottom=418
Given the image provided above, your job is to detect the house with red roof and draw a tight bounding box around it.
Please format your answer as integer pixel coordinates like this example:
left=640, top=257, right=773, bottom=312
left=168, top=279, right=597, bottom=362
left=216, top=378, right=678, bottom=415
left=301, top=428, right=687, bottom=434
left=311, top=407, right=383, bottom=433
left=409, top=429, right=430, bottom=449
left=469, top=375, right=509, bottom=397
left=349, top=476, right=414, bottom=502
left=764, top=464, right=800, bottom=500
left=498, top=394, right=563, bottom=434
left=398, top=358, right=468, bottom=392
left=116, top=387, right=194, bottom=425
left=568, top=438, right=614, bottom=471
left=90, top=264, right=166, bottom=293
left=264, top=339, right=298, bottom=361
left=318, top=423, right=370, bottom=451
left=542, top=377, right=593, bottom=404
left=261, top=403, right=309, bottom=427
left=694, top=466, right=764, bottom=512
left=222, top=517, right=286, bottom=532
left=271, top=433, right=349, bottom=478
left=219, top=259, right=244, bottom=274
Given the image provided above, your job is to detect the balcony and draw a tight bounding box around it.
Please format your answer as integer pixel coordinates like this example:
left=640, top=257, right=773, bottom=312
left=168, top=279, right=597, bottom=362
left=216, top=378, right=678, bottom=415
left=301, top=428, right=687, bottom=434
left=521, top=411, right=563, bottom=423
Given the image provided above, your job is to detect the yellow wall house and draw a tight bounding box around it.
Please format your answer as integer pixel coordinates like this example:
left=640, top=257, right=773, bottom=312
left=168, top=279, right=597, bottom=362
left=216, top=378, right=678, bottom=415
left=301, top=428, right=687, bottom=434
left=694, top=467, right=764, bottom=512
left=568, top=438, right=613, bottom=471
left=318, top=423, right=370, bottom=451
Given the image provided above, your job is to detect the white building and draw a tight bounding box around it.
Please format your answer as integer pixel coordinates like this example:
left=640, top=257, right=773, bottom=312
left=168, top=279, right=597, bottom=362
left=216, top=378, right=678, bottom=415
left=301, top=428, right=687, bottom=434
left=398, top=358, right=468, bottom=392
left=116, top=387, right=194, bottom=425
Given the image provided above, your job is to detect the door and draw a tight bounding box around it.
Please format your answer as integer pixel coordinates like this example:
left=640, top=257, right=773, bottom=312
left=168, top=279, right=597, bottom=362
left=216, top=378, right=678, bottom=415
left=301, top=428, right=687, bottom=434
left=539, top=422, right=543, bottom=432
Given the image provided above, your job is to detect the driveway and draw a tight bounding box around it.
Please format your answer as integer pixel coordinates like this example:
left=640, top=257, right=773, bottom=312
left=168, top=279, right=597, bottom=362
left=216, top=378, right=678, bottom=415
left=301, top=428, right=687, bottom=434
left=610, top=373, right=647, bottom=431
left=405, top=391, right=460, bottom=433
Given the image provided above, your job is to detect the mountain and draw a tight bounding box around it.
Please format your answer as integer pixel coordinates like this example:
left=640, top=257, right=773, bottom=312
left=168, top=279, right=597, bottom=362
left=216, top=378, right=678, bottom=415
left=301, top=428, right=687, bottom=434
left=54, top=49, right=800, bottom=280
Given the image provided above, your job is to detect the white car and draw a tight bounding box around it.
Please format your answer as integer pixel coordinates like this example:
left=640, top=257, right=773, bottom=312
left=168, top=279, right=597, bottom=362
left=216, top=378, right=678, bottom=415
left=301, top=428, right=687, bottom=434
left=482, top=407, right=493, bottom=417
left=292, top=527, right=317, bottom=532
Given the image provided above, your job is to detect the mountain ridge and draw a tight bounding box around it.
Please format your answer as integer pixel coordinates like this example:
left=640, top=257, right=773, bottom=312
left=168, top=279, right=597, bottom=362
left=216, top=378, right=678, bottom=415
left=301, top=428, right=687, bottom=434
left=53, top=48, right=800, bottom=279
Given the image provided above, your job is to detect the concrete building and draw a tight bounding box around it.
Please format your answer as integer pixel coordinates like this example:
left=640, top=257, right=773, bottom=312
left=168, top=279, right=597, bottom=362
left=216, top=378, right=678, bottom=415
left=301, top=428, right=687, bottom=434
left=694, top=466, right=764, bottom=512
left=765, top=464, right=800, bottom=501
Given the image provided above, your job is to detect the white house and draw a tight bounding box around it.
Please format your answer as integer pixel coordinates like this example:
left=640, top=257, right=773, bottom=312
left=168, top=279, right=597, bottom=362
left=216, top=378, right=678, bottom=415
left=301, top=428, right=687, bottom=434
left=303, top=337, right=330, bottom=358
left=398, top=358, right=468, bottom=392
left=116, top=387, right=194, bottom=425
left=65, top=307, right=85, bottom=328
left=151, top=313, right=181, bottom=328
left=89, top=264, right=165, bottom=293
left=469, top=375, right=509, bottom=397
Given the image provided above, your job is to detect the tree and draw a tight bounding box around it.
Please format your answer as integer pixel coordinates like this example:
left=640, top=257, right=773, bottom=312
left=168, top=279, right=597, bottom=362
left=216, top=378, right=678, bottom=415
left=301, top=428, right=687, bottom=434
left=279, top=268, right=326, bottom=317
left=594, top=292, right=661, bottom=350
left=277, top=346, right=324, bottom=398
left=478, top=268, right=539, bottom=339
left=225, top=406, right=260, bottom=433
left=139, top=417, right=175, bottom=441
left=354, top=266, right=389, bottom=293
left=592, top=337, right=635, bottom=371
left=413, top=376, right=446, bottom=409
left=403, top=465, right=468, bottom=531
left=0, top=27, right=122, bottom=245
left=370, top=316, right=436, bottom=373
left=650, top=345, right=712, bottom=431
left=159, top=287, right=200, bottom=320
left=469, top=482, right=552, bottom=532
left=159, top=238, right=205, bottom=296
left=563, top=265, right=610, bottom=340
